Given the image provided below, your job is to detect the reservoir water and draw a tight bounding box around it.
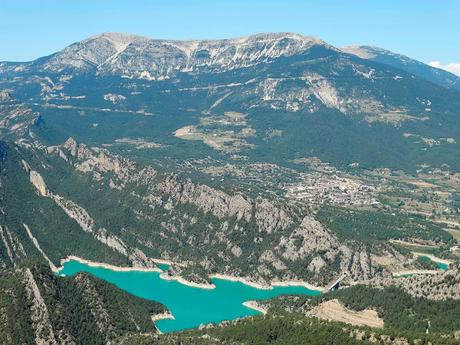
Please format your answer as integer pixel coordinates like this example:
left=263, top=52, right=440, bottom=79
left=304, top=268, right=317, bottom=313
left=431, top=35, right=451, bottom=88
left=58, top=259, right=321, bottom=333
left=420, top=255, right=449, bottom=270
left=436, top=261, right=449, bottom=270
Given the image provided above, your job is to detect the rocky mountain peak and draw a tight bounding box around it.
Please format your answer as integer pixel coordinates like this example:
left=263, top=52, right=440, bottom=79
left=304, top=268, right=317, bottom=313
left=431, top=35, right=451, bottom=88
left=40, top=32, right=149, bottom=72
left=89, top=32, right=149, bottom=46
left=31, top=32, right=331, bottom=77
left=225, top=32, right=322, bottom=44
left=63, top=137, right=78, bottom=154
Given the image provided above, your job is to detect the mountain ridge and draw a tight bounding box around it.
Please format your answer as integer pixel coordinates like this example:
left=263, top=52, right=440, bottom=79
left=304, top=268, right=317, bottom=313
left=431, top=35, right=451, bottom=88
left=3, top=32, right=330, bottom=78
left=3, top=32, right=459, bottom=93
left=342, top=45, right=460, bottom=90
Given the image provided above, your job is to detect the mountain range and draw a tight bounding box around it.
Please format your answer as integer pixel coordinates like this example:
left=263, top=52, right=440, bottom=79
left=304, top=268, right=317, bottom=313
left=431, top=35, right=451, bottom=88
left=4, top=32, right=460, bottom=89
left=1, top=32, right=460, bottom=343
left=2, top=32, right=460, bottom=171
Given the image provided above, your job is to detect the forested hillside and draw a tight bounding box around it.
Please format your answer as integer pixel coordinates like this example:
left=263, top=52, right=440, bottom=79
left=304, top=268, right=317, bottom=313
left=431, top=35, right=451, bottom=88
left=0, top=263, right=165, bottom=345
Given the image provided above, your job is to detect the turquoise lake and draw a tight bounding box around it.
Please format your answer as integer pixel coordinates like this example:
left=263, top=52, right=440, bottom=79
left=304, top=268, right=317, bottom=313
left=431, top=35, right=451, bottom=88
left=435, top=261, right=449, bottom=270
left=58, top=260, right=321, bottom=333
left=420, top=255, right=449, bottom=270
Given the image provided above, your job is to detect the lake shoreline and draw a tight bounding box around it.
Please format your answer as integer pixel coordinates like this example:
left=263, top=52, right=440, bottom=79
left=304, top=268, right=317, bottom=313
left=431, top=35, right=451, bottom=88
left=210, top=273, right=323, bottom=292
left=56, top=256, right=323, bottom=292
left=159, top=272, right=216, bottom=289
left=57, top=256, right=324, bottom=333
left=242, top=301, right=267, bottom=315
left=412, top=252, right=451, bottom=266
left=58, top=255, right=163, bottom=273
left=151, top=311, right=175, bottom=335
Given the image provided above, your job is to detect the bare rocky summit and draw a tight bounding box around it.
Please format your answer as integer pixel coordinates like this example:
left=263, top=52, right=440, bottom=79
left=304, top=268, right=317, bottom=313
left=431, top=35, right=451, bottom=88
left=33, top=32, right=327, bottom=79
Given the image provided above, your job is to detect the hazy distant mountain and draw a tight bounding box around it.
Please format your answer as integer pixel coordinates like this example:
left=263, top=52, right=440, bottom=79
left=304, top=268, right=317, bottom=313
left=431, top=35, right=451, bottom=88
left=342, top=45, right=460, bottom=91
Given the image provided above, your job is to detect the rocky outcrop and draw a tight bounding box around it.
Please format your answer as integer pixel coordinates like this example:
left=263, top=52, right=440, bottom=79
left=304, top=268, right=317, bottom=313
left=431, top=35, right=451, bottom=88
left=34, top=137, right=381, bottom=284
left=60, top=137, right=136, bottom=182
left=22, top=268, right=58, bottom=345
left=159, top=174, right=296, bottom=236
left=17, top=152, right=154, bottom=270
left=104, top=93, right=126, bottom=104
left=254, top=198, right=292, bottom=234
left=23, top=224, right=57, bottom=272
left=0, top=225, right=26, bottom=268
left=21, top=160, right=49, bottom=196
left=370, top=265, right=460, bottom=300
left=29, top=170, right=49, bottom=196
left=277, top=216, right=339, bottom=262
left=0, top=90, right=11, bottom=102
left=43, top=137, right=380, bottom=283
left=276, top=216, right=377, bottom=282
left=0, top=103, right=40, bottom=135
left=308, top=256, right=327, bottom=273
left=52, top=195, right=95, bottom=233
left=160, top=174, right=252, bottom=222
left=53, top=194, right=154, bottom=268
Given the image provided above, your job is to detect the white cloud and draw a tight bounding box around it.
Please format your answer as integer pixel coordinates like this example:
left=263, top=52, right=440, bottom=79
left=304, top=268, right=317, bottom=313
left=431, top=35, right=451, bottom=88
left=428, top=61, right=460, bottom=76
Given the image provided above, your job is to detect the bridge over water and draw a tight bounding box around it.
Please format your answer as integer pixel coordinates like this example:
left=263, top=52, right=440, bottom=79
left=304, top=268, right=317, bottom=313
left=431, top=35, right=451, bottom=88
left=323, top=273, right=347, bottom=293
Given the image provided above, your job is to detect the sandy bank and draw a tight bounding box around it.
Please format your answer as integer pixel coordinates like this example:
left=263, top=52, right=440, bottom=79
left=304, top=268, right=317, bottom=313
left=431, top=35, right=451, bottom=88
left=57, top=255, right=162, bottom=273
left=242, top=301, right=267, bottom=315
left=210, top=274, right=272, bottom=290
left=151, top=312, right=175, bottom=335
left=159, top=272, right=216, bottom=289
left=412, top=252, right=451, bottom=266
left=210, top=274, right=323, bottom=292
left=151, top=311, right=175, bottom=322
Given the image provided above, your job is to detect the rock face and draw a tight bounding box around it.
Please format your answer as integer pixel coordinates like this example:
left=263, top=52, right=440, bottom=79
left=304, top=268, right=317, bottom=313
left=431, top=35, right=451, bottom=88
left=44, top=138, right=379, bottom=285
left=21, top=160, right=49, bottom=197
left=160, top=174, right=252, bottom=222
left=35, top=32, right=328, bottom=78
left=0, top=100, right=40, bottom=135
left=370, top=264, right=460, bottom=300
left=0, top=90, right=11, bottom=102
left=0, top=225, right=26, bottom=268
left=22, top=268, right=58, bottom=345
left=103, top=93, right=126, bottom=104
left=29, top=170, right=49, bottom=197
left=159, top=174, right=296, bottom=235
left=52, top=194, right=154, bottom=268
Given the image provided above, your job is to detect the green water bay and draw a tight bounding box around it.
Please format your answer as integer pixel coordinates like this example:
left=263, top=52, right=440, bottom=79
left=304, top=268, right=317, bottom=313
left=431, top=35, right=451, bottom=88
left=57, top=259, right=321, bottom=333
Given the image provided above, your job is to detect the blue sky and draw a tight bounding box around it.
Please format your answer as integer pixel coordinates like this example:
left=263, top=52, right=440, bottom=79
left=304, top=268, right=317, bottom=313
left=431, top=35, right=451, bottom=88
left=1, top=0, right=459, bottom=73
